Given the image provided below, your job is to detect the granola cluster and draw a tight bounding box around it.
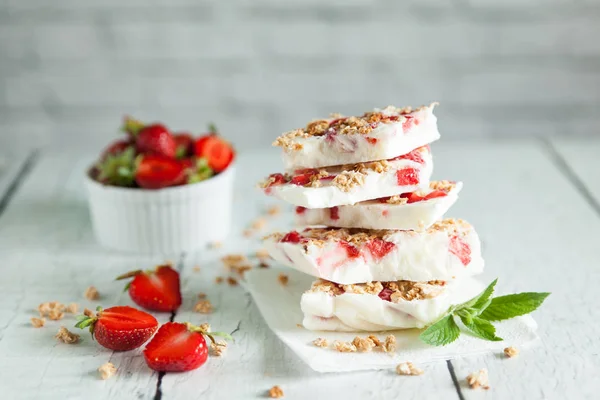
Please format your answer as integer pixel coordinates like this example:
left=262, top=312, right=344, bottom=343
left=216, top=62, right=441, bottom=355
left=396, top=362, right=424, bottom=376
left=98, top=362, right=117, bottom=380
left=384, top=194, right=408, bottom=205
left=222, top=254, right=252, bottom=277
left=268, top=385, right=284, bottom=399
left=37, top=301, right=79, bottom=322
left=429, top=180, right=456, bottom=192
left=332, top=170, right=366, bottom=192
left=427, top=218, right=472, bottom=235
left=307, top=279, right=446, bottom=302
left=55, top=327, right=80, bottom=344
left=466, top=368, right=490, bottom=390
left=194, top=299, right=213, bottom=314
left=317, top=335, right=397, bottom=353
left=504, top=346, right=519, bottom=358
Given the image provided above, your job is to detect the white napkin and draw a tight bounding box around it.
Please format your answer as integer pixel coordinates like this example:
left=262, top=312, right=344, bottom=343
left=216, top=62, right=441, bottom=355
left=243, top=268, right=540, bottom=373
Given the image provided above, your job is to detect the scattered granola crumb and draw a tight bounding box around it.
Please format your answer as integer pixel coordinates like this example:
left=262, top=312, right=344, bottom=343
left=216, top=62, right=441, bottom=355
left=266, top=205, right=281, bottom=216
left=278, top=274, right=289, bottom=286
left=48, top=308, right=65, bottom=321
left=243, top=229, right=253, bottom=237
left=504, top=346, right=519, bottom=358
left=352, top=336, right=376, bottom=352
left=210, top=241, right=223, bottom=249
left=55, top=327, right=80, bottom=344
left=194, top=300, right=213, bottom=314
left=251, top=218, right=267, bottom=230
left=312, top=338, right=328, bottom=348
left=193, top=266, right=201, bottom=272
left=268, top=385, right=284, bottom=398
left=84, top=286, right=100, bottom=300
left=368, top=335, right=382, bottom=347
left=66, top=303, right=78, bottom=314
left=383, top=335, right=397, bottom=353
left=466, top=368, right=490, bottom=390
left=199, top=323, right=211, bottom=332
left=259, top=261, right=270, bottom=268
left=30, top=317, right=45, bottom=328
left=256, top=248, right=270, bottom=259
left=222, top=254, right=248, bottom=267
left=197, top=292, right=207, bottom=299
left=296, top=323, right=303, bottom=328
left=210, top=340, right=227, bottom=356
left=37, top=302, right=51, bottom=317
left=333, top=340, right=357, bottom=353
left=396, top=362, right=424, bottom=376
left=227, top=277, right=238, bottom=286
left=98, top=362, right=117, bottom=380
left=216, top=276, right=224, bottom=284
left=83, top=308, right=95, bottom=318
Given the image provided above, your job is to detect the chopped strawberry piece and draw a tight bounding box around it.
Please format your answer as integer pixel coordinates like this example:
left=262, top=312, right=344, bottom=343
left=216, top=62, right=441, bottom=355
left=290, top=174, right=312, bottom=186
left=281, top=231, right=302, bottom=244
left=365, top=239, right=396, bottom=260
left=329, top=207, right=340, bottom=220
left=449, top=235, right=471, bottom=266
left=195, top=136, right=234, bottom=173
left=402, top=115, right=419, bottom=132
left=295, top=206, right=306, bottom=214
left=377, top=196, right=391, bottom=203
left=387, top=115, right=400, bottom=122
left=136, top=124, right=177, bottom=158
left=365, top=137, right=378, bottom=145
left=424, top=190, right=448, bottom=200
left=75, top=306, right=158, bottom=352
left=378, top=288, right=394, bottom=302
left=265, top=173, right=286, bottom=187
left=135, top=155, right=186, bottom=189
left=339, top=241, right=360, bottom=259
left=406, top=192, right=425, bottom=203
left=396, top=168, right=419, bottom=186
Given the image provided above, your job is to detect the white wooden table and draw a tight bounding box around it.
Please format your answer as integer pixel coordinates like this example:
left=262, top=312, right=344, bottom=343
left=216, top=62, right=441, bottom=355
left=0, top=139, right=598, bottom=400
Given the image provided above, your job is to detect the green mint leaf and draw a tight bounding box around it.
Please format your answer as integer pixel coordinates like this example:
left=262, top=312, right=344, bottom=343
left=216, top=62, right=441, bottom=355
left=456, top=279, right=498, bottom=312
left=419, top=314, right=460, bottom=346
left=460, top=316, right=503, bottom=342
left=479, top=292, right=550, bottom=321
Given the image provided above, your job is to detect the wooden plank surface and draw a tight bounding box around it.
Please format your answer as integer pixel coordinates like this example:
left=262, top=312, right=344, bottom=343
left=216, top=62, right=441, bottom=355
left=0, top=141, right=598, bottom=399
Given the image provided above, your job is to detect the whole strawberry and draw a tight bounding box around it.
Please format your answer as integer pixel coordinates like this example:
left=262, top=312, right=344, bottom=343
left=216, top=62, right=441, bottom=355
left=143, top=322, right=232, bottom=372
left=194, top=124, right=235, bottom=173
left=75, top=306, right=158, bottom=351
left=117, top=264, right=182, bottom=312
left=136, top=124, right=177, bottom=158
left=173, top=132, right=194, bottom=159
left=101, top=139, right=132, bottom=161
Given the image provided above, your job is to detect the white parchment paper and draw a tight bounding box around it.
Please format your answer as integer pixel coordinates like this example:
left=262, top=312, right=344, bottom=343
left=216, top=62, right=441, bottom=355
left=242, top=268, right=540, bottom=373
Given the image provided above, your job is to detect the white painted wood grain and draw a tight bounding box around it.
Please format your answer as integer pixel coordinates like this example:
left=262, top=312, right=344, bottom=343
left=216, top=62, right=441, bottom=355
left=0, top=141, right=598, bottom=399
left=0, top=151, right=32, bottom=207
left=551, top=138, right=600, bottom=202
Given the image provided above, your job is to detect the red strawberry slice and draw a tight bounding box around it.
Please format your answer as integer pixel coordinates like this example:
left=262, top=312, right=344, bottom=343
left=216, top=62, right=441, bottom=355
left=396, top=168, right=419, bottom=186
left=365, top=239, right=396, bottom=260
left=116, top=264, right=182, bottom=312
left=74, top=306, right=158, bottom=351
left=101, top=140, right=132, bottom=161
left=135, top=155, right=186, bottom=189
left=295, top=206, right=306, bottom=215
left=195, top=136, right=234, bottom=173
left=449, top=235, right=471, bottom=266
left=173, top=133, right=194, bottom=159
left=378, top=288, right=394, bottom=302
left=405, top=192, right=425, bottom=203
left=143, top=322, right=232, bottom=372
left=339, top=241, right=360, bottom=259
left=329, top=207, right=340, bottom=220
left=424, top=190, right=448, bottom=201
left=290, top=173, right=312, bottom=186
left=136, top=124, right=177, bottom=158
left=280, top=231, right=302, bottom=243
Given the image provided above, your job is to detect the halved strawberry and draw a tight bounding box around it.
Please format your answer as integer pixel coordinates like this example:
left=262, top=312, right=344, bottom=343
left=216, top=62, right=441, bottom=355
left=135, top=155, right=186, bottom=189
left=116, top=264, right=182, bottom=312
left=136, top=124, right=177, bottom=158
left=195, top=136, right=234, bottom=173
left=74, top=306, right=158, bottom=351
left=173, top=133, right=194, bottom=159
left=144, top=322, right=232, bottom=372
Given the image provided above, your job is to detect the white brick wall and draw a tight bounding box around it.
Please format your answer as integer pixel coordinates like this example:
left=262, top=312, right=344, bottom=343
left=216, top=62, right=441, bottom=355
left=0, top=0, right=599, bottom=153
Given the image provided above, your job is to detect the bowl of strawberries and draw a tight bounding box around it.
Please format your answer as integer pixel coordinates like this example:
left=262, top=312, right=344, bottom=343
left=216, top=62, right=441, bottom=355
left=85, top=117, right=235, bottom=254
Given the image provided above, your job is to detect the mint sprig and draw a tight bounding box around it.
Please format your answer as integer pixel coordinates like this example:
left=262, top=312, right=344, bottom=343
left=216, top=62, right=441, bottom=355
left=419, top=280, right=549, bottom=346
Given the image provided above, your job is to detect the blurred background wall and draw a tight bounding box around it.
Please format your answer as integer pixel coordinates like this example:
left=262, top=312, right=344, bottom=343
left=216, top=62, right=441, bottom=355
left=0, top=0, right=599, bottom=153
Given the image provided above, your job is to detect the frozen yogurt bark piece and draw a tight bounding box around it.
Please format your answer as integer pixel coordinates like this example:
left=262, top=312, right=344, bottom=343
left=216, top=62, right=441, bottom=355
left=274, top=103, right=440, bottom=171
left=295, top=180, right=462, bottom=231
left=259, top=146, right=433, bottom=208
left=301, top=277, right=483, bottom=331
left=263, top=219, right=484, bottom=284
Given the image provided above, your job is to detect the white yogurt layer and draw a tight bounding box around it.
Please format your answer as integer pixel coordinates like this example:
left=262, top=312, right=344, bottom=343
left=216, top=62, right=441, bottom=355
left=262, top=146, right=433, bottom=208
left=295, top=181, right=462, bottom=231
left=262, top=219, right=484, bottom=284
left=279, top=103, right=440, bottom=171
left=301, top=277, right=484, bottom=331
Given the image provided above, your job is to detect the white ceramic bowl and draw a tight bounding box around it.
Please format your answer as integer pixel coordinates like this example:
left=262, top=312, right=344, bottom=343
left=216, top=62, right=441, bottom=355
left=85, top=164, right=235, bottom=254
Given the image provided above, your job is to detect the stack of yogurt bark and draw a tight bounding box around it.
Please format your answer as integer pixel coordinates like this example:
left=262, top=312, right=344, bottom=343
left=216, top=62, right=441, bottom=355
left=259, top=103, right=485, bottom=332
